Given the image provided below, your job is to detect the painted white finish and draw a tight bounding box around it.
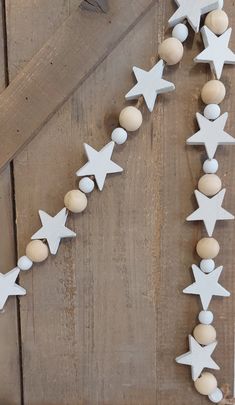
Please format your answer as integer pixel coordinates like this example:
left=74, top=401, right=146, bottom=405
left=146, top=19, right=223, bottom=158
left=195, top=26, right=235, bottom=79
left=187, top=113, right=235, bottom=160
left=183, top=265, right=230, bottom=310
left=176, top=335, right=219, bottom=381
left=187, top=189, right=234, bottom=236
left=0, top=267, right=26, bottom=310
left=31, top=208, right=76, bottom=255
left=125, top=60, right=175, bottom=112
left=77, top=141, right=123, bottom=191
left=168, top=0, right=219, bottom=32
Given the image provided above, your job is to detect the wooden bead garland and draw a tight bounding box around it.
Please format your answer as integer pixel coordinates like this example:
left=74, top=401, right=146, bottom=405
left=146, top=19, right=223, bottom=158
left=0, top=3, right=233, bottom=403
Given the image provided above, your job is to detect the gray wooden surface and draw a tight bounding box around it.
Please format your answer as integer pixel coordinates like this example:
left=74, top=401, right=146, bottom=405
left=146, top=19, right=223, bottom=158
left=0, top=1, right=235, bottom=404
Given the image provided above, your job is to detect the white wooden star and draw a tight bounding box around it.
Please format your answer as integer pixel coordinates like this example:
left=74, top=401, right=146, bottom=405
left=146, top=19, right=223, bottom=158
left=176, top=335, right=219, bottom=381
left=183, top=265, right=230, bottom=310
left=0, top=268, right=26, bottom=310
left=125, top=60, right=175, bottom=112
left=76, top=141, right=123, bottom=191
left=195, top=26, right=235, bottom=79
left=187, top=112, right=235, bottom=159
left=168, top=0, right=219, bottom=32
left=187, top=189, right=234, bottom=236
left=31, top=208, right=76, bottom=255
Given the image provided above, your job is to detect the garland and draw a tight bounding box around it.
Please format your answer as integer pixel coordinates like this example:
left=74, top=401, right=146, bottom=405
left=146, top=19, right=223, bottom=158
left=1, top=0, right=234, bottom=402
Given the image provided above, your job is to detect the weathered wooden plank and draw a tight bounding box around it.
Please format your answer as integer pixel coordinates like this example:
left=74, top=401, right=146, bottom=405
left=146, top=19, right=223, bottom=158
left=0, top=3, right=22, bottom=404
left=0, top=0, right=155, bottom=171
left=7, top=1, right=235, bottom=405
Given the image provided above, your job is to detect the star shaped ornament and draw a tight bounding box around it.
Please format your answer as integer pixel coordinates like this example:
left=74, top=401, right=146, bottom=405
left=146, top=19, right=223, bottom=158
left=187, top=113, right=235, bottom=159
left=125, top=60, right=175, bottom=112
left=183, top=265, right=230, bottom=310
left=176, top=335, right=219, bottom=381
left=187, top=189, right=234, bottom=236
left=195, top=26, right=235, bottom=79
left=31, top=208, right=76, bottom=255
left=0, top=268, right=26, bottom=310
left=77, top=141, right=123, bottom=191
left=168, top=0, right=219, bottom=32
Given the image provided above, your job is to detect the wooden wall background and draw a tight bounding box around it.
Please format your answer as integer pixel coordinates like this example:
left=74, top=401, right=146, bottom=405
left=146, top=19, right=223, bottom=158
left=0, top=0, right=234, bottom=404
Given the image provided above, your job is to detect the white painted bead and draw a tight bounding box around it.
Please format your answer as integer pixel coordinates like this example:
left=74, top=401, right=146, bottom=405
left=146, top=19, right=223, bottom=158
left=200, top=259, right=215, bottom=273
left=172, top=23, right=189, bottom=42
left=204, top=104, right=221, bottom=120
left=209, top=388, right=223, bottom=403
left=199, top=310, right=214, bottom=325
left=17, top=256, right=33, bottom=271
left=111, top=128, right=128, bottom=145
left=203, top=159, right=219, bottom=174
left=79, top=177, right=95, bottom=194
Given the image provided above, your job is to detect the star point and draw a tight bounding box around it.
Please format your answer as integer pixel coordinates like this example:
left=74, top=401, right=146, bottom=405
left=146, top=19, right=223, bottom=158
left=183, top=265, right=230, bottom=310
left=176, top=335, right=219, bottom=381
left=187, top=189, right=234, bottom=236
left=168, top=0, right=219, bottom=32
left=31, top=208, right=76, bottom=255
left=187, top=112, right=235, bottom=159
left=76, top=141, right=123, bottom=191
left=195, top=26, right=235, bottom=78
left=0, top=268, right=26, bottom=310
left=125, top=60, right=175, bottom=112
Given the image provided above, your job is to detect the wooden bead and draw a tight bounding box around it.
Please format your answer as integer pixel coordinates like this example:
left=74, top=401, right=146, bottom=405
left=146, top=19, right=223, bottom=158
left=196, top=238, right=220, bottom=259
left=64, top=190, right=87, bottom=213
left=198, top=174, right=222, bottom=196
left=194, top=372, right=217, bottom=396
left=26, top=240, right=49, bottom=263
left=193, top=324, right=216, bottom=345
left=158, top=37, right=184, bottom=65
left=119, top=106, right=143, bottom=132
left=201, top=80, right=226, bottom=105
left=205, top=10, right=229, bottom=35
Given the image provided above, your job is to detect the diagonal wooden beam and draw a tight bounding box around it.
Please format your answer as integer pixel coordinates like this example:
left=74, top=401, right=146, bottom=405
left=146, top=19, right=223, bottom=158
left=0, top=0, right=155, bottom=171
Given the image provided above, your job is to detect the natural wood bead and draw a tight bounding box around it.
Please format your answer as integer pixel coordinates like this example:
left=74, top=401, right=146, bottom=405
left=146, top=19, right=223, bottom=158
left=193, top=324, right=216, bottom=345
left=119, top=106, right=143, bottom=132
left=205, top=10, right=229, bottom=35
left=158, top=37, right=184, bottom=65
left=64, top=190, right=87, bottom=213
left=196, top=238, right=220, bottom=259
left=194, top=372, right=217, bottom=396
left=198, top=174, right=222, bottom=196
left=201, top=80, right=226, bottom=105
left=26, top=240, right=49, bottom=263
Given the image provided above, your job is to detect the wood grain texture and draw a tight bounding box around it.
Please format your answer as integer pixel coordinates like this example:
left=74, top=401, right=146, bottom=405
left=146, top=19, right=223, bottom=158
left=4, top=0, right=235, bottom=404
left=0, top=4, right=22, bottom=404
left=0, top=0, right=155, bottom=171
